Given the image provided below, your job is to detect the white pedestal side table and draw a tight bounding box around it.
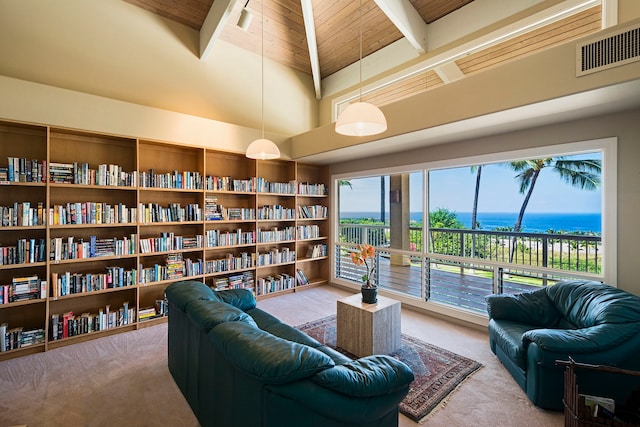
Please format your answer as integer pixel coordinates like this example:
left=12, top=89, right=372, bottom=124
left=336, top=293, right=401, bottom=357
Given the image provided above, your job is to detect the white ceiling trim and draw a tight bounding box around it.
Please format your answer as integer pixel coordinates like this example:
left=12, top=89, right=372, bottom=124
left=301, top=0, right=322, bottom=99
left=373, top=0, right=429, bottom=53
left=199, top=0, right=238, bottom=60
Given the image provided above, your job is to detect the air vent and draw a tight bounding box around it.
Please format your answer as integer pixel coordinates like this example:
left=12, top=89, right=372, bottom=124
left=576, top=22, right=640, bottom=76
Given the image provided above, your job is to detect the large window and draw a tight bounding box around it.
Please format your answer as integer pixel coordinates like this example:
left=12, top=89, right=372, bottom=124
left=333, top=139, right=616, bottom=316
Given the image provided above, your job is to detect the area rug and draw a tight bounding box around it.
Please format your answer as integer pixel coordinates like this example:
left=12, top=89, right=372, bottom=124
left=295, top=315, right=482, bottom=423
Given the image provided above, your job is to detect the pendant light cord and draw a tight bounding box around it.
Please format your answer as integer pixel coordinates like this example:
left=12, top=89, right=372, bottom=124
left=358, top=0, right=363, bottom=102
left=261, top=0, right=265, bottom=139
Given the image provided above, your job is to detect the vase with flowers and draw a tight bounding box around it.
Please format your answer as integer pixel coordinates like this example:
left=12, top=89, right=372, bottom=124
left=350, top=243, right=378, bottom=303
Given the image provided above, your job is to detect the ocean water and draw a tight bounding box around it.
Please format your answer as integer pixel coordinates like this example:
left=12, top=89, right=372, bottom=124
left=341, top=211, right=601, bottom=233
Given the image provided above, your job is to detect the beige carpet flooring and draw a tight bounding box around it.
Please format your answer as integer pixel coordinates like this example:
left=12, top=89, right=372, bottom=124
left=0, top=285, right=564, bottom=427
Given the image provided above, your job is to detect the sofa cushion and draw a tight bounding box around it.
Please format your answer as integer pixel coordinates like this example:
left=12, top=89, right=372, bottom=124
left=265, top=322, right=323, bottom=348
left=208, top=321, right=335, bottom=384
left=311, top=355, right=415, bottom=397
left=165, top=280, right=217, bottom=311
left=246, top=307, right=283, bottom=330
left=488, top=319, right=539, bottom=369
left=212, top=288, right=257, bottom=311
left=186, top=300, right=256, bottom=332
left=486, top=289, right=561, bottom=327
left=546, top=280, right=640, bottom=328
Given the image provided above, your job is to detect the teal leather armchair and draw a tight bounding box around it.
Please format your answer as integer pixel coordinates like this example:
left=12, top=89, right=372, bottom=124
left=166, top=280, right=414, bottom=427
left=486, top=280, right=640, bottom=409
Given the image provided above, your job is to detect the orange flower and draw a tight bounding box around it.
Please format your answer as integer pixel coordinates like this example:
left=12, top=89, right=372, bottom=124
left=350, top=243, right=376, bottom=286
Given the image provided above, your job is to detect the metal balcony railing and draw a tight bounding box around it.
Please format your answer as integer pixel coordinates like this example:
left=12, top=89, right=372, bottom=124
left=337, top=224, right=602, bottom=314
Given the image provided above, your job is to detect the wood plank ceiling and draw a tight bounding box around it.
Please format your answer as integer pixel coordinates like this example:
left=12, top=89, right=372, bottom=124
left=123, top=0, right=472, bottom=78
left=122, top=0, right=601, bottom=107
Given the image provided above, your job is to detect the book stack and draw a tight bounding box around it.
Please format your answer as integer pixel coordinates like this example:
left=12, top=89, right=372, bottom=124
left=0, top=324, right=45, bottom=351
left=48, top=162, right=74, bottom=183
left=0, top=276, right=45, bottom=304
left=166, top=253, right=185, bottom=279
left=205, top=196, right=223, bottom=221
left=211, top=271, right=254, bottom=291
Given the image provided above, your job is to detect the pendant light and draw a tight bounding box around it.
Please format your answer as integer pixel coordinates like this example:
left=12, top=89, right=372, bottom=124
left=335, top=0, right=387, bottom=137
left=246, top=0, right=280, bottom=160
left=237, top=0, right=253, bottom=31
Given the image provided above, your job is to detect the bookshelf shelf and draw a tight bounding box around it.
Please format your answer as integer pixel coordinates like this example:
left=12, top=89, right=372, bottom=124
left=0, top=119, right=329, bottom=360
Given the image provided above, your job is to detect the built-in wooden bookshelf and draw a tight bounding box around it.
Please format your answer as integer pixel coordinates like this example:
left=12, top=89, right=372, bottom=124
left=0, top=119, right=330, bottom=361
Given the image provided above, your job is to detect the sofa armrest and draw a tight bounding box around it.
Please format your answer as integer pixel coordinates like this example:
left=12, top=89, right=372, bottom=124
left=486, top=290, right=560, bottom=327
left=523, top=323, right=640, bottom=353
left=311, top=355, right=414, bottom=397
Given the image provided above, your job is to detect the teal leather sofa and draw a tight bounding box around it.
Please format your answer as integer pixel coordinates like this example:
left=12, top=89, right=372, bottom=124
left=486, top=280, right=640, bottom=410
left=165, top=280, right=414, bottom=427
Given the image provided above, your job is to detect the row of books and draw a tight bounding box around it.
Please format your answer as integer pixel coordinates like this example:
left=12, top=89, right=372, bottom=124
left=255, top=273, right=295, bottom=296
left=138, top=169, right=203, bottom=190
left=138, top=203, right=202, bottom=223
left=1, top=202, right=46, bottom=227
left=296, top=224, right=320, bottom=240
left=305, top=244, right=327, bottom=259
left=139, top=296, right=169, bottom=322
left=1, top=239, right=47, bottom=265
left=256, top=205, right=296, bottom=220
left=139, top=233, right=203, bottom=253
left=50, top=235, right=137, bottom=262
left=224, top=207, right=255, bottom=221
left=297, top=205, right=328, bottom=219
left=0, top=324, right=45, bottom=351
left=257, top=226, right=295, bottom=243
left=205, top=228, right=255, bottom=247
left=204, top=252, right=254, bottom=274
left=255, top=178, right=297, bottom=194
left=49, top=162, right=136, bottom=187
left=256, top=248, right=296, bottom=266
left=50, top=202, right=136, bottom=225
left=297, top=182, right=327, bottom=195
left=1, top=157, right=46, bottom=183
left=295, top=268, right=310, bottom=286
left=50, top=303, right=135, bottom=340
left=210, top=271, right=254, bottom=291
left=138, top=253, right=202, bottom=283
left=0, top=276, right=46, bottom=304
left=51, top=268, right=137, bottom=297
left=205, top=176, right=259, bottom=192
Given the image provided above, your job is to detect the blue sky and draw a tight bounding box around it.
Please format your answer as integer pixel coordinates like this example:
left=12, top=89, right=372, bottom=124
left=340, top=154, right=602, bottom=214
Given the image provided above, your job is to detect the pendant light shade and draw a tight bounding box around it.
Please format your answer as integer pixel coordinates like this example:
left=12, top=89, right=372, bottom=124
left=246, top=138, right=280, bottom=160
left=334, top=0, right=387, bottom=137
left=335, top=101, right=387, bottom=136
left=245, top=0, right=280, bottom=160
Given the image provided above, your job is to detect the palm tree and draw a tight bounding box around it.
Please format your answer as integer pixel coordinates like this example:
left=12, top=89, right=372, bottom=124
left=506, top=156, right=601, bottom=262
left=470, top=165, right=483, bottom=231
left=470, top=165, right=482, bottom=259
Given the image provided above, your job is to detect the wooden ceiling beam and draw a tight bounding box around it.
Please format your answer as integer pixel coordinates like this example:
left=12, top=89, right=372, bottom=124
left=200, top=0, right=239, bottom=60
left=301, top=0, right=322, bottom=99
left=373, top=0, right=428, bottom=54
